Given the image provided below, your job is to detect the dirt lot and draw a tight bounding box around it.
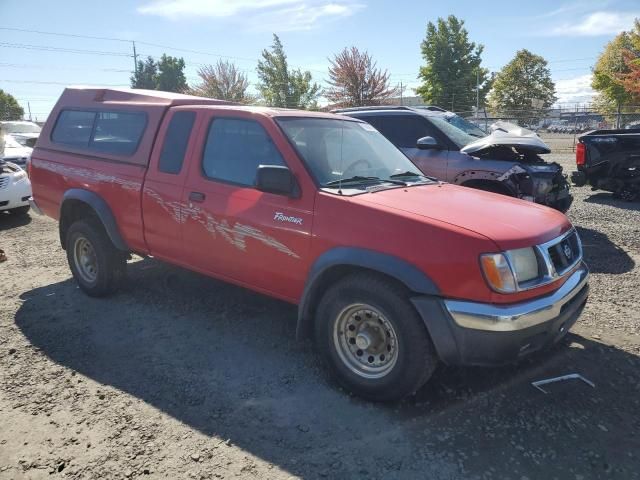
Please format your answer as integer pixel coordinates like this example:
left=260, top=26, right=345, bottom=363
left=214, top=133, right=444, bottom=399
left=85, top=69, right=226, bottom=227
left=1, top=153, right=639, bottom=480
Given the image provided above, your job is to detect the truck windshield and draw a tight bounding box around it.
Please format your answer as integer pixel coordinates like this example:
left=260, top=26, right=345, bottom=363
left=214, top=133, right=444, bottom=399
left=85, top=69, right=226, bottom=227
left=428, top=115, right=486, bottom=149
left=277, top=117, right=425, bottom=188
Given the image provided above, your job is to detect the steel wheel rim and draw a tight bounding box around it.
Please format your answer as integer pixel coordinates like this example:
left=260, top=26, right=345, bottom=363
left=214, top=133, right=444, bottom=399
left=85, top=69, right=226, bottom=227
left=73, top=236, right=98, bottom=284
left=333, top=303, right=399, bottom=379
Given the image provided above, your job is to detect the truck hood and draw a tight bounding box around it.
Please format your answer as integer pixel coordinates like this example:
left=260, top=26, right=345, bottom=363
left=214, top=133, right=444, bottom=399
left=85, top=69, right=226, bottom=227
left=461, top=121, right=551, bottom=155
left=352, top=183, right=570, bottom=250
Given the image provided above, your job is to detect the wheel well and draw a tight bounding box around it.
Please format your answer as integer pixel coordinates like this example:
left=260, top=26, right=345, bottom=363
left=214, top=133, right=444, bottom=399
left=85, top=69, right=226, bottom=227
left=59, top=200, right=99, bottom=250
left=462, top=179, right=514, bottom=196
left=298, top=265, right=411, bottom=339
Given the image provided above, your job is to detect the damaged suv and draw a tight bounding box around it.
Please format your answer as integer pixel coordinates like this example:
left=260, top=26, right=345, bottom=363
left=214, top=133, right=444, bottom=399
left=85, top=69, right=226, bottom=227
left=337, top=106, right=573, bottom=212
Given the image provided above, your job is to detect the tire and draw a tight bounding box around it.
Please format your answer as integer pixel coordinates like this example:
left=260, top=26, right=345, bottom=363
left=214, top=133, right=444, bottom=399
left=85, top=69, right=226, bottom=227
left=65, top=219, right=127, bottom=297
left=314, top=273, right=438, bottom=402
left=9, top=206, right=30, bottom=216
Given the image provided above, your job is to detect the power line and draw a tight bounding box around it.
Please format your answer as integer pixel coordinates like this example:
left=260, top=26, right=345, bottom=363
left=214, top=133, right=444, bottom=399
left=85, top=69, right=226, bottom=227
left=0, top=79, right=129, bottom=86
left=0, top=26, right=132, bottom=43
left=0, top=42, right=132, bottom=57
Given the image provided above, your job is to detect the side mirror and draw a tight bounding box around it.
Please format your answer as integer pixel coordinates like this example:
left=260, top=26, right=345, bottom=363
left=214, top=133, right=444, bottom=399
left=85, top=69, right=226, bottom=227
left=256, top=165, right=298, bottom=197
left=416, top=136, right=441, bottom=150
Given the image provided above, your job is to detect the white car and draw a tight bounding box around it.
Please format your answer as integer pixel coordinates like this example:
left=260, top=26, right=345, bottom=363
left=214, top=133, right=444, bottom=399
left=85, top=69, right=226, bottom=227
left=2, top=134, right=32, bottom=169
left=0, top=160, right=32, bottom=215
left=0, top=121, right=41, bottom=148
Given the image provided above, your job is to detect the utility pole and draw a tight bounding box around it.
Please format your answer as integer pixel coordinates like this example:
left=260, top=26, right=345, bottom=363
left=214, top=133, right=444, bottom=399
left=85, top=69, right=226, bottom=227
left=27, top=102, right=32, bottom=121
left=399, top=81, right=403, bottom=106
left=132, top=41, right=139, bottom=77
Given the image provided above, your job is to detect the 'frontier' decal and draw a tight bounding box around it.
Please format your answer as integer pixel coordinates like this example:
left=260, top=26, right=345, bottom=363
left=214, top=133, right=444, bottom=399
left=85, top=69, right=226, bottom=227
left=273, top=212, right=303, bottom=225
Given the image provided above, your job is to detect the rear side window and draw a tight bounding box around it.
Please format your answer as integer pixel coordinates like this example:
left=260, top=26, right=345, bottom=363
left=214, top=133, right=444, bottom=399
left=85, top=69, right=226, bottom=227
left=51, top=109, right=146, bottom=156
left=364, top=115, right=432, bottom=148
left=158, top=111, right=196, bottom=174
left=90, top=111, right=147, bottom=155
left=51, top=110, right=96, bottom=148
left=202, top=118, right=285, bottom=186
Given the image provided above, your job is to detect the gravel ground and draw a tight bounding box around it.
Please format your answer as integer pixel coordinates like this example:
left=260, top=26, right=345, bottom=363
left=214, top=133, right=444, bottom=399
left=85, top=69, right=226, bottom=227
left=1, top=153, right=639, bottom=480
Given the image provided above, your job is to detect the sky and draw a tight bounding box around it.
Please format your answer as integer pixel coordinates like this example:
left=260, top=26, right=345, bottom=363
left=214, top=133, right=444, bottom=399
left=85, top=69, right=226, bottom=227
left=1, top=0, right=638, bottom=121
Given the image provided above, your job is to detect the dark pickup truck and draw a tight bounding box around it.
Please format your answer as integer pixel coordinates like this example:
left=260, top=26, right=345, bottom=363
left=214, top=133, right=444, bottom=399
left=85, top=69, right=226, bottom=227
left=572, top=128, right=640, bottom=201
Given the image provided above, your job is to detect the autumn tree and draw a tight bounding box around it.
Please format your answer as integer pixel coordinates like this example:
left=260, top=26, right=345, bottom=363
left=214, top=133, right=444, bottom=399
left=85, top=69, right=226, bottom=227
left=190, top=60, right=252, bottom=103
left=592, top=28, right=637, bottom=112
left=487, top=49, right=556, bottom=124
left=617, top=19, right=640, bottom=97
left=325, top=47, right=398, bottom=107
left=417, top=15, right=490, bottom=111
left=257, top=34, right=320, bottom=109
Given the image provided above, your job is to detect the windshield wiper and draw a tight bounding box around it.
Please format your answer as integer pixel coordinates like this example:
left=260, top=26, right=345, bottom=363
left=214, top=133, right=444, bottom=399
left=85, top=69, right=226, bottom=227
left=324, top=176, right=406, bottom=187
left=389, top=171, right=436, bottom=182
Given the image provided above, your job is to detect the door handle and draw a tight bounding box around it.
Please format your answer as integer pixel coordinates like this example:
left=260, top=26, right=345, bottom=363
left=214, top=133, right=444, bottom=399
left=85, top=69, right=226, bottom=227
left=189, top=191, right=206, bottom=203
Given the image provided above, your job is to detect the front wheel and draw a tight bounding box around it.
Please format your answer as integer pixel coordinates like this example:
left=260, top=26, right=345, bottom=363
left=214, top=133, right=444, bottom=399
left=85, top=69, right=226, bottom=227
left=66, top=219, right=127, bottom=297
left=314, top=273, right=438, bottom=402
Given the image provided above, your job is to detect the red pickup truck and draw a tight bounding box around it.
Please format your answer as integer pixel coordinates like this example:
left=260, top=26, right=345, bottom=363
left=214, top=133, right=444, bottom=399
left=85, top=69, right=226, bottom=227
left=30, top=87, right=589, bottom=401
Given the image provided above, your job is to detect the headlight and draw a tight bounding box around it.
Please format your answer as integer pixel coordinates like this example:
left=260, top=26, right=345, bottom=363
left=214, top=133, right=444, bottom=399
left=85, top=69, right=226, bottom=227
left=13, top=170, right=27, bottom=182
left=480, top=247, right=540, bottom=293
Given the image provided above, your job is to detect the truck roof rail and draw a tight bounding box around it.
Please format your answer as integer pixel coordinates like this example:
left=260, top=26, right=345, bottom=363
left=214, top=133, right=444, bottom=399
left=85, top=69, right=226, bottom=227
left=331, top=105, right=448, bottom=114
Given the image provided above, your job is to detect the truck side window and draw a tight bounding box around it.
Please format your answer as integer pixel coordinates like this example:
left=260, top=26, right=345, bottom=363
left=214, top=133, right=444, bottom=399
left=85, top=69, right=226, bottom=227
left=51, top=109, right=146, bottom=156
left=158, top=111, right=196, bottom=174
left=370, top=115, right=432, bottom=148
left=201, top=118, right=285, bottom=187
left=51, top=110, right=96, bottom=148
left=90, top=112, right=147, bottom=155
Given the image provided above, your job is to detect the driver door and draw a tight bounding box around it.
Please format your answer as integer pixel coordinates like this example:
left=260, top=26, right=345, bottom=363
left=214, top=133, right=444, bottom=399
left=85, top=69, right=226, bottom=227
left=180, top=112, right=314, bottom=302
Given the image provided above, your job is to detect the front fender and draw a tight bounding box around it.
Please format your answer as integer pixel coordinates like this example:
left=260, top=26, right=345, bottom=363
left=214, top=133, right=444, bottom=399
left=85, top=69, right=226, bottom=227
left=296, top=247, right=440, bottom=339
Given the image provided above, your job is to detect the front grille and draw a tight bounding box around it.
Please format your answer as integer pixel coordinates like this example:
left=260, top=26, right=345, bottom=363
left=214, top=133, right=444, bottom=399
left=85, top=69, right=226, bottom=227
left=545, top=231, right=582, bottom=276
left=0, top=176, right=9, bottom=190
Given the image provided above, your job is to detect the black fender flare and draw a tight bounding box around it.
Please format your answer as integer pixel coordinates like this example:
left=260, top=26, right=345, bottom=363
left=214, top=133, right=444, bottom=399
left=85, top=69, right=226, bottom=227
left=59, top=189, right=129, bottom=251
left=296, top=247, right=440, bottom=339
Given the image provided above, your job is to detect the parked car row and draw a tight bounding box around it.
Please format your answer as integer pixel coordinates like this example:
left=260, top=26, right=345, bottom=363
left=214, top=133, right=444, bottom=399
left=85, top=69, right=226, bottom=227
left=25, top=87, right=589, bottom=401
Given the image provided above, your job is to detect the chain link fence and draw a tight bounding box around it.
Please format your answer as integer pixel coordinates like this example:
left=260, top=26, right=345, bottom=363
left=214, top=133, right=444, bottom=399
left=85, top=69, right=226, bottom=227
left=460, top=105, right=640, bottom=152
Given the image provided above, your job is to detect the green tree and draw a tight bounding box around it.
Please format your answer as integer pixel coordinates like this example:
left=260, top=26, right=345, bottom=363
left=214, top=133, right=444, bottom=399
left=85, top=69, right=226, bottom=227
left=487, top=49, right=556, bottom=124
left=131, top=56, right=158, bottom=89
left=190, top=60, right=252, bottom=103
left=416, top=15, right=489, bottom=112
left=256, top=34, right=320, bottom=109
left=0, top=89, right=24, bottom=121
left=157, top=54, right=187, bottom=93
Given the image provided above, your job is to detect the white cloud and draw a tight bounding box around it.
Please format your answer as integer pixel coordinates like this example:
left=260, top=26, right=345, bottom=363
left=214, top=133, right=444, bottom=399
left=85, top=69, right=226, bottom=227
left=554, top=74, right=596, bottom=105
left=549, top=11, right=638, bottom=36
left=137, top=0, right=364, bottom=31
left=247, top=2, right=364, bottom=32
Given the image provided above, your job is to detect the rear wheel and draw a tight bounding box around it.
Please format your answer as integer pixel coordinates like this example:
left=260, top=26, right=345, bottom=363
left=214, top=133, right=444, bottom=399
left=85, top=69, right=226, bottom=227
left=66, top=219, right=126, bottom=297
left=9, top=206, right=30, bottom=216
left=314, top=273, right=438, bottom=401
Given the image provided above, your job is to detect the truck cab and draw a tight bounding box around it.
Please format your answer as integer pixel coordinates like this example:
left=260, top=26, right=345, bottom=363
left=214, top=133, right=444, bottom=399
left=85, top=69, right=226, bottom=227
left=30, top=87, right=589, bottom=401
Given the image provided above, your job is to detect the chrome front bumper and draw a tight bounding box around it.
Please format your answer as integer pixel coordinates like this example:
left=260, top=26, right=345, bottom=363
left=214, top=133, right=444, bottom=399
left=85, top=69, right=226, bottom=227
left=444, top=265, right=589, bottom=332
